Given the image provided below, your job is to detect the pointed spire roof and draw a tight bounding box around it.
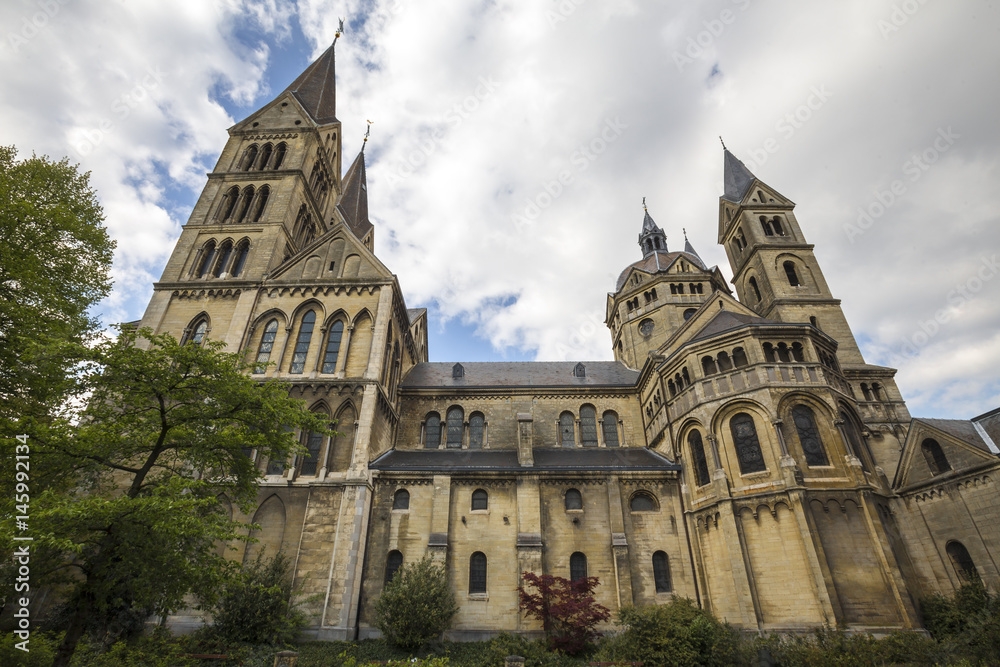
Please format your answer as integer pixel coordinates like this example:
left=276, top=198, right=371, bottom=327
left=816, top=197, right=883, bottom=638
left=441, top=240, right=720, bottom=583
left=638, top=205, right=667, bottom=258
left=722, top=149, right=757, bottom=203
left=682, top=229, right=707, bottom=270
left=641, top=210, right=661, bottom=234
left=338, top=150, right=373, bottom=239
left=284, top=42, right=338, bottom=125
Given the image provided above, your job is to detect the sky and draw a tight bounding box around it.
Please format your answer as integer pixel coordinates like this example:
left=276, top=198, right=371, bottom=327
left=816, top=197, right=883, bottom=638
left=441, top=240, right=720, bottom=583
left=1, top=0, right=998, bottom=420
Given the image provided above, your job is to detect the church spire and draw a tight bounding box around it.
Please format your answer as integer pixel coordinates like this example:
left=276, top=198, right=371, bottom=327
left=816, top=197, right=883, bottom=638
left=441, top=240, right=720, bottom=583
left=638, top=198, right=667, bottom=257
left=682, top=228, right=707, bottom=269
left=722, top=148, right=757, bottom=203
left=284, top=40, right=338, bottom=124
left=338, top=149, right=372, bottom=241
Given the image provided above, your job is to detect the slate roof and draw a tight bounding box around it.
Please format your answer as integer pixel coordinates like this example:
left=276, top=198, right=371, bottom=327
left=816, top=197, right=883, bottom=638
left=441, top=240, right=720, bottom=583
left=689, top=310, right=774, bottom=342
left=406, top=308, right=426, bottom=325
left=640, top=210, right=662, bottom=234
left=917, top=418, right=995, bottom=454
left=284, top=42, right=338, bottom=124
left=338, top=150, right=373, bottom=240
left=722, top=149, right=757, bottom=203
left=400, top=361, right=639, bottom=389
left=369, top=447, right=679, bottom=472
left=615, top=250, right=706, bottom=291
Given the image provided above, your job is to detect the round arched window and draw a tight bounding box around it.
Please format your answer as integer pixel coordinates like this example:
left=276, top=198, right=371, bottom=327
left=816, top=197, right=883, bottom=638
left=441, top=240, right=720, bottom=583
left=629, top=491, right=657, bottom=512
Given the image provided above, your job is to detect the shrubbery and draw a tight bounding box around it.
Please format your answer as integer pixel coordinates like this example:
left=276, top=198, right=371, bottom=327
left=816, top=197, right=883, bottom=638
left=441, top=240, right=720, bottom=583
left=374, top=557, right=458, bottom=650
left=518, top=572, right=610, bottom=655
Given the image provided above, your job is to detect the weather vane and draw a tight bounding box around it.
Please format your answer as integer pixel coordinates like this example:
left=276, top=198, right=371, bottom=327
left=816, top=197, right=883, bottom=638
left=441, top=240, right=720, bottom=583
left=334, top=17, right=345, bottom=45
left=719, top=136, right=727, bottom=150
left=362, top=120, right=373, bottom=152
left=642, top=196, right=647, bottom=211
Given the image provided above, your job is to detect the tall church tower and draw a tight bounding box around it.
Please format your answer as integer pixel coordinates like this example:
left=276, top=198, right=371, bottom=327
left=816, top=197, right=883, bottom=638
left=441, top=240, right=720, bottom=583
left=139, top=41, right=428, bottom=640
left=717, top=149, right=911, bottom=471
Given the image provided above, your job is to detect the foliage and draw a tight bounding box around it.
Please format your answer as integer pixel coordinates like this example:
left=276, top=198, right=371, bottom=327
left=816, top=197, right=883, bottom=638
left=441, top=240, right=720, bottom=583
left=203, top=551, right=309, bottom=645
left=752, top=627, right=941, bottom=667
left=340, top=656, right=452, bottom=667
left=0, top=631, right=59, bottom=666
left=921, top=578, right=1000, bottom=662
left=445, top=632, right=583, bottom=667
left=374, top=557, right=458, bottom=650
left=2, top=327, right=332, bottom=666
left=68, top=628, right=200, bottom=667
left=594, top=597, right=740, bottom=667
left=518, top=571, right=611, bottom=655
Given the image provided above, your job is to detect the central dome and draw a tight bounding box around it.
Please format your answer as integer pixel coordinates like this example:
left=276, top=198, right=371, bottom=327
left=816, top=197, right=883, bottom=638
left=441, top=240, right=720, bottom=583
left=615, top=250, right=706, bottom=291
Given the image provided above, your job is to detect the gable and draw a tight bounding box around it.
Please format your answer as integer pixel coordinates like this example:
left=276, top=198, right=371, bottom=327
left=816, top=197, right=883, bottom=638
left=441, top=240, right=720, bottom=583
left=894, top=419, right=999, bottom=490
left=268, top=221, right=392, bottom=283
left=230, top=92, right=312, bottom=133
left=654, top=290, right=770, bottom=360
left=717, top=178, right=795, bottom=243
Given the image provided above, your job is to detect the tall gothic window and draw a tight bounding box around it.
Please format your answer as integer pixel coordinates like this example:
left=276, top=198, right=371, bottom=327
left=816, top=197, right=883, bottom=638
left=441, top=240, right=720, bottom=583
left=230, top=240, right=250, bottom=277
left=385, top=550, right=403, bottom=585
left=946, top=541, right=978, bottom=581
left=299, top=426, right=324, bottom=476
left=188, top=319, right=208, bottom=346
left=241, top=144, right=258, bottom=171
left=689, top=430, right=711, bottom=487
left=197, top=241, right=217, bottom=278
left=570, top=552, right=588, bottom=581
left=730, top=413, right=766, bottom=474
left=446, top=406, right=464, bottom=448
left=257, top=143, right=273, bottom=170
left=254, top=319, right=278, bottom=374
left=252, top=185, right=270, bottom=222
left=652, top=551, right=672, bottom=592
left=602, top=411, right=619, bottom=447
left=792, top=405, right=829, bottom=466
left=580, top=405, right=598, bottom=447
left=272, top=142, right=287, bottom=169
left=784, top=261, right=801, bottom=286
left=212, top=240, right=233, bottom=277
left=469, top=412, right=485, bottom=449
left=322, top=320, right=344, bottom=373
left=748, top=276, right=762, bottom=302
left=289, top=310, right=316, bottom=374
left=424, top=412, right=441, bottom=449
left=560, top=411, right=575, bottom=447
left=469, top=552, right=487, bottom=593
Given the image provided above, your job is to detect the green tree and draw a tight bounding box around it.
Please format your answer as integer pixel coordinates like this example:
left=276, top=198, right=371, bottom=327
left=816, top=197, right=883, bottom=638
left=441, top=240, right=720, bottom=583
left=7, top=327, right=332, bottom=666
left=374, top=557, right=458, bottom=650
left=0, top=145, right=114, bottom=427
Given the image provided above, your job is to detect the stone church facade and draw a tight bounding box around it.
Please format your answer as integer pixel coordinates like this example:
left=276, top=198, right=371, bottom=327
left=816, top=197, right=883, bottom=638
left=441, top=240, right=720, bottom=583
left=138, top=46, right=1000, bottom=639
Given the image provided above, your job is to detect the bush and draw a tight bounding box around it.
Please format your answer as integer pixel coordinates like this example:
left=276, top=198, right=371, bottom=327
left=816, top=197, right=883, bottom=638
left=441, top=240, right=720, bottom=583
left=518, top=572, right=610, bottom=655
left=203, top=551, right=308, bottom=645
left=374, top=557, right=458, bottom=650
left=595, top=597, right=741, bottom=667
left=921, top=578, right=1000, bottom=662
left=0, top=631, right=58, bottom=666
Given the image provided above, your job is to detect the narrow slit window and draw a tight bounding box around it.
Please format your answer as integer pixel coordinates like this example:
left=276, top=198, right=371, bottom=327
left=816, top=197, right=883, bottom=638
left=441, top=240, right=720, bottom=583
left=322, top=320, right=344, bottom=373
left=289, top=310, right=316, bottom=374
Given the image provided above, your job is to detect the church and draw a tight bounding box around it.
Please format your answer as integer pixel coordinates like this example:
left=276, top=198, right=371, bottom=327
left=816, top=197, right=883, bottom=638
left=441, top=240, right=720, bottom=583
left=137, top=43, right=1000, bottom=639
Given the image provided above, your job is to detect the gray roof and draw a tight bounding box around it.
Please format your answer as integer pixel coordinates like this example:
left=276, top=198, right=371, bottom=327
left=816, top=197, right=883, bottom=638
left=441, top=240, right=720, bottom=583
left=917, top=418, right=993, bottom=453
left=370, top=447, right=679, bottom=472
left=640, top=210, right=662, bottom=234
left=406, top=308, right=427, bottom=325
left=284, top=42, right=337, bottom=125
left=337, top=150, right=373, bottom=240
left=683, top=237, right=707, bottom=269
left=722, top=149, right=757, bottom=203
left=615, top=250, right=706, bottom=291
left=400, top=361, right=639, bottom=389
left=689, top=310, right=773, bottom=342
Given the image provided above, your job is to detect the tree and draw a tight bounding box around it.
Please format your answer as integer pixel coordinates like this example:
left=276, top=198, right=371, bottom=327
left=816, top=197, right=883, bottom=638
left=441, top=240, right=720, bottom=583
left=518, top=571, right=611, bottom=655
left=0, top=145, right=114, bottom=427
left=10, top=327, right=332, bottom=666
left=374, top=557, right=458, bottom=650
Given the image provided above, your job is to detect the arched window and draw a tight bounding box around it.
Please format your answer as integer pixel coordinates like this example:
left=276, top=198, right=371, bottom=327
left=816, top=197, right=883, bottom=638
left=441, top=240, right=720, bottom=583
left=860, top=383, right=873, bottom=401
left=748, top=277, right=762, bottom=302
left=784, top=261, right=800, bottom=287
left=218, top=186, right=239, bottom=221
left=241, top=144, right=258, bottom=171
left=668, top=379, right=677, bottom=397
left=446, top=406, right=464, bottom=449
left=252, top=185, right=270, bottom=222
left=565, top=488, right=582, bottom=510
left=559, top=411, right=575, bottom=447
left=188, top=319, right=208, bottom=346
left=385, top=550, right=403, bottom=585
left=717, top=351, right=733, bottom=372
left=771, top=216, right=784, bottom=235
left=471, top=488, right=488, bottom=511
left=629, top=492, right=657, bottom=512
left=791, top=342, right=805, bottom=362
left=322, top=320, right=344, bottom=373
left=469, top=412, right=485, bottom=449
left=393, top=489, right=410, bottom=510
left=230, top=241, right=250, bottom=277
left=602, top=411, right=619, bottom=447
left=776, top=343, right=792, bottom=363
left=792, top=405, right=829, bottom=467
left=580, top=405, right=598, bottom=447
left=424, top=412, right=441, bottom=449
left=570, top=552, right=588, bottom=581
left=254, top=319, right=278, bottom=374
left=272, top=142, right=287, bottom=169
left=257, top=143, right=273, bottom=170
left=289, top=310, right=316, bottom=374
left=197, top=240, right=217, bottom=278
left=469, top=552, right=487, bottom=593
left=921, top=438, right=951, bottom=475
left=689, top=430, right=711, bottom=487
left=652, top=551, right=672, bottom=593
left=946, top=541, right=978, bottom=581
left=683, top=308, right=697, bottom=320
left=871, top=383, right=884, bottom=401
left=733, top=347, right=748, bottom=367
left=300, top=424, right=324, bottom=476
left=763, top=342, right=777, bottom=363
left=810, top=316, right=819, bottom=329
left=212, top=240, right=233, bottom=277
left=839, top=410, right=870, bottom=470
left=702, top=356, right=718, bottom=376
left=235, top=186, right=256, bottom=223
left=730, top=413, right=766, bottom=474
left=760, top=215, right=774, bottom=236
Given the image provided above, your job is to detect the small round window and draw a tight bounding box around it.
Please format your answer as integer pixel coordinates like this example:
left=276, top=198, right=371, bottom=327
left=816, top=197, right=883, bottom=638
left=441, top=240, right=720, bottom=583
left=683, top=308, right=697, bottom=321
left=639, top=319, right=654, bottom=336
